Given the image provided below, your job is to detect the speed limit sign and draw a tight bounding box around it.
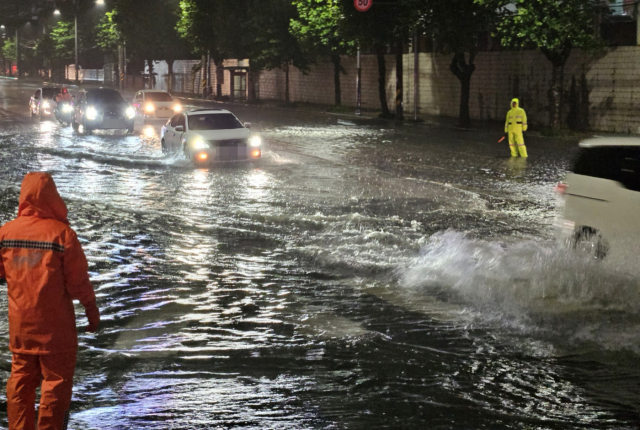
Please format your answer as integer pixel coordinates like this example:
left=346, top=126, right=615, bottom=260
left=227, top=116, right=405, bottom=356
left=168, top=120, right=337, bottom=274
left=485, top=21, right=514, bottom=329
left=354, top=0, right=372, bottom=12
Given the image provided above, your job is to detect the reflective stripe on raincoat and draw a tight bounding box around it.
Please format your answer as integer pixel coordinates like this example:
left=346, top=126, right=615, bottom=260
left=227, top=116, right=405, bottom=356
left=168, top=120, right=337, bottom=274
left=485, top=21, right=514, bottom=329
left=0, top=172, right=96, bottom=354
left=505, top=98, right=528, bottom=133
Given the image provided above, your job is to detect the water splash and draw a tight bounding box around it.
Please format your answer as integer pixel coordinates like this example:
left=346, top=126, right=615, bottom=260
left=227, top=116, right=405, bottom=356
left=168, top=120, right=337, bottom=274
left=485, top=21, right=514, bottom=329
left=399, top=230, right=640, bottom=351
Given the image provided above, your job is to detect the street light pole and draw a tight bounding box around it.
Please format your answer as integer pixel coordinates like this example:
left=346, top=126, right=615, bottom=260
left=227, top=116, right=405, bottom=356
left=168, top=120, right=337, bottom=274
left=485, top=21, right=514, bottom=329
left=74, top=1, right=79, bottom=83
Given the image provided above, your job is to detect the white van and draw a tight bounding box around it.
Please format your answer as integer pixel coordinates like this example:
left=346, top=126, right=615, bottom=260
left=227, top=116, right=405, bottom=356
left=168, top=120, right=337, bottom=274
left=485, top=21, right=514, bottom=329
left=557, top=138, right=640, bottom=262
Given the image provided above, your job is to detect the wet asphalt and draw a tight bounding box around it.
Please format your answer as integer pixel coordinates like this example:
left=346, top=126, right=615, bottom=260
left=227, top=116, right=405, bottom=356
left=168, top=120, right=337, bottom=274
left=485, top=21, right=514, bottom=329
left=0, top=79, right=638, bottom=429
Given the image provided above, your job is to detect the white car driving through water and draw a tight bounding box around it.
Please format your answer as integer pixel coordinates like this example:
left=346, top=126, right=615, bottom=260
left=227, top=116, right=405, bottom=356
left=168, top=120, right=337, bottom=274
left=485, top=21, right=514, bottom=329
left=132, top=90, right=182, bottom=120
left=557, top=137, right=640, bottom=263
left=161, top=109, right=262, bottom=165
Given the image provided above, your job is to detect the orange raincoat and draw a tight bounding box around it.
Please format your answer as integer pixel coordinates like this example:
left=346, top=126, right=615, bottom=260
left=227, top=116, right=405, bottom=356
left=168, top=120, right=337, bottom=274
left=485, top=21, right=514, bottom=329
left=0, top=172, right=99, bottom=430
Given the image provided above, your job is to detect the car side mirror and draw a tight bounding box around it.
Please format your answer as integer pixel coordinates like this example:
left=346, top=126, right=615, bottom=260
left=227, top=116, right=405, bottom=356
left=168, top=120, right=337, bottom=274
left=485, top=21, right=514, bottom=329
left=244, top=122, right=252, bottom=129
left=175, top=125, right=185, bottom=132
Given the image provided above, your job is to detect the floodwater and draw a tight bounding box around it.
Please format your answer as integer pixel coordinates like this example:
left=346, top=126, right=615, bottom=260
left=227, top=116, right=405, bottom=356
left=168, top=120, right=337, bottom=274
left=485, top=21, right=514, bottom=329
left=0, top=80, right=638, bottom=429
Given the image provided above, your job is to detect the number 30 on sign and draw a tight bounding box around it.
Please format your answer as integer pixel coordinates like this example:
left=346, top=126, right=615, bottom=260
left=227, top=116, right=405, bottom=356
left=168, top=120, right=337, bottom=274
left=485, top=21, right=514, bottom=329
left=354, top=0, right=372, bottom=12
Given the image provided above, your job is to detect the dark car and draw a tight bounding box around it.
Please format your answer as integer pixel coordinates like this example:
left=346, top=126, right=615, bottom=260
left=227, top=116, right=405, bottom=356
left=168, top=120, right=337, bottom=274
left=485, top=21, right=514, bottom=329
left=72, top=88, right=135, bottom=134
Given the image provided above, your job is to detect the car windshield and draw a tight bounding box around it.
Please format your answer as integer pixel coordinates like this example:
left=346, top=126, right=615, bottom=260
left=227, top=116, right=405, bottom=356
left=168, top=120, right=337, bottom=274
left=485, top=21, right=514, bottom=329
left=188, top=113, right=243, bottom=131
left=146, top=92, right=173, bottom=102
left=87, top=90, right=124, bottom=104
left=42, top=88, right=61, bottom=99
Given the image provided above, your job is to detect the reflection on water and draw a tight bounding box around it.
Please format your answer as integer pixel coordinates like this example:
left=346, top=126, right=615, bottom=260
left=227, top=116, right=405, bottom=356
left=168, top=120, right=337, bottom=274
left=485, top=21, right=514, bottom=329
left=0, top=115, right=637, bottom=429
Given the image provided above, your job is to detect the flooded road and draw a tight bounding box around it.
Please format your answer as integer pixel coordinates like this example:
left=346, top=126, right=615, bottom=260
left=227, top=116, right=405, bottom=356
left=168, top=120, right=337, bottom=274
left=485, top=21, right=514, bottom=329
left=0, top=80, right=638, bottom=429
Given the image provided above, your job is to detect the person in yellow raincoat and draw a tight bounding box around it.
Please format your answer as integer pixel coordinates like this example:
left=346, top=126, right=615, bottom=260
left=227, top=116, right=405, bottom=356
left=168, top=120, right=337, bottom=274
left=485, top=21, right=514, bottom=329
left=504, top=98, right=528, bottom=158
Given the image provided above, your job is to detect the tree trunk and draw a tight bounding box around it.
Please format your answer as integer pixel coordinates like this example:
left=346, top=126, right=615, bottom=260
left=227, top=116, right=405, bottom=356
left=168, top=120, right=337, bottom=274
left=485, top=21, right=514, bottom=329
left=284, top=62, right=290, bottom=104
left=215, top=58, right=224, bottom=99
left=166, top=59, right=174, bottom=92
left=395, top=38, right=404, bottom=121
left=330, top=54, right=342, bottom=106
left=548, top=63, right=565, bottom=130
left=375, top=44, right=391, bottom=118
left=542, top=46, right=570, bottom=130
left=147, top=59, right=154, bottom=89
left=449, top=51, right=476, bottom=128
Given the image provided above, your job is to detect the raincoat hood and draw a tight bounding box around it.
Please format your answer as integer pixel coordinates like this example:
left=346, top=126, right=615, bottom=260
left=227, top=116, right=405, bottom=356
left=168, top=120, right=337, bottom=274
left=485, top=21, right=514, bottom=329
left=511, top=98, right=520, bottom=108
left=17, top=172, right=69, bottom=224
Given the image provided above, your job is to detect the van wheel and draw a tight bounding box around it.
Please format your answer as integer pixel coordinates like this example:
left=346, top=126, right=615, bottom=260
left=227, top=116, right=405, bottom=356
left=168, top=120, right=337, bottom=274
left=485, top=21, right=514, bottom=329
left=573, top=227, right=609, bottom=259
left=72, top=121, right=79, bottom=132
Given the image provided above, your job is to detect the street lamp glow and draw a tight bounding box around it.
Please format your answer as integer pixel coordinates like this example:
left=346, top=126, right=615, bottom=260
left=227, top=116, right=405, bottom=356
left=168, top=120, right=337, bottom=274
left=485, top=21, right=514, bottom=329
left=96, top=0, right=105, bottom=4
left=54, top=9, right=61, bottom=15
left=0, top=25, right=5, bottom=29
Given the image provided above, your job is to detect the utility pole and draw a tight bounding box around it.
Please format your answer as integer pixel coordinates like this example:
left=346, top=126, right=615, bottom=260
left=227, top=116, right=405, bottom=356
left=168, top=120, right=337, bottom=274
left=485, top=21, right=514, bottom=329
left=413, top=28, right=419, bottom=121
left=356, top=48, right=362, bottom=115
left=395, top=38, right=404, bottom=120
left=74, top=11, right=79, bottom=83
left=15, top=27, right=20, bottom=78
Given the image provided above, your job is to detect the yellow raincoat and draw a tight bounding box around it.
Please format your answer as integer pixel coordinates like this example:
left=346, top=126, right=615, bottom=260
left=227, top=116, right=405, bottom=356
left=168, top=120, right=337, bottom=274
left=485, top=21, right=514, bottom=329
left=504, top=98, right=528, bottom=158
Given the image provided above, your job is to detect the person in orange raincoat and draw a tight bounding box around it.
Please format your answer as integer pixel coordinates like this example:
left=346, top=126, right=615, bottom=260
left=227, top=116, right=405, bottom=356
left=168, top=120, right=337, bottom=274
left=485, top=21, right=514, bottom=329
left=0, top=172, right=100, bottom=430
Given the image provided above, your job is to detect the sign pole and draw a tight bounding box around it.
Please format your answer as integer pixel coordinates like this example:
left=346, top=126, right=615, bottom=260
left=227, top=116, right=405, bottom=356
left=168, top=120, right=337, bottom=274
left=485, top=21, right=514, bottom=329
left=414, top=28, right=419, bottom=121
left=356, top=48, right=362, bottom=116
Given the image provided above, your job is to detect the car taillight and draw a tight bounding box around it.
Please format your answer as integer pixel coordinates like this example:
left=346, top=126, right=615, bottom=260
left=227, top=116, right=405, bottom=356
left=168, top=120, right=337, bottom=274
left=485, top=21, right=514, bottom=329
left=251, top=149, right=261, bottom=158
left=197, top=152, right=208, bottom=161
left=555, top=182, right=568, bottom=195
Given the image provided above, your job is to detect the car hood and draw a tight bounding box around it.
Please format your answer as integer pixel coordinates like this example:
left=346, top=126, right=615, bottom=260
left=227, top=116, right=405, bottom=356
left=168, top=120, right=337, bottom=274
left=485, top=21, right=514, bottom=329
left=191, top=128, right=251, bottom=141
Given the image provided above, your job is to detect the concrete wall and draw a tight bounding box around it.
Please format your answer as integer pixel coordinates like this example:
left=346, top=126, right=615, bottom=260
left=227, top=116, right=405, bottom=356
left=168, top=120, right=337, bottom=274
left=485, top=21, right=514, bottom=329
left=134, top=46, right=640, bottom=133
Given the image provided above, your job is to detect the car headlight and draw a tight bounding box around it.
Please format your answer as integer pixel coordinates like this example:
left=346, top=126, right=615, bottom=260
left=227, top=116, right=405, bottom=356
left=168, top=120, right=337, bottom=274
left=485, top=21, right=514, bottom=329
left=145, top=103, right=155, bottom=113
left=173, top=104, right=182, bottom=112
left=86, top=106, right=98, bottom=120
left=62, top=104, right=74, bottom=113
left=192, top=138, right=210, bottom=150
left=249, top=135, right=262, bottom=147
left=42, top=101, right=50, bottom=109
left=125, top=106, right=136, bottom=119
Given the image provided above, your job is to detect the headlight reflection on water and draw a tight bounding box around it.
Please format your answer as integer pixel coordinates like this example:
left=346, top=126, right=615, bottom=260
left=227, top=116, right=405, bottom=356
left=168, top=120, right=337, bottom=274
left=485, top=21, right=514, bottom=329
left=143, top=125, right=156, bottom=138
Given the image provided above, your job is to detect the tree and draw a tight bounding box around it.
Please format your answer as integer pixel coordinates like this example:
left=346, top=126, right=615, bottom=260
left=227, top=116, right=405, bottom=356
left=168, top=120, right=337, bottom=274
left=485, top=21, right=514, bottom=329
left=248, top=0, right=309, bottom=103
left=2, top=40, right=16, bottom=76
left=100, top=0, right=188, bottom=89
left=291, top=0, right=356, bottom=107
left=423, top=0, right=500, bottom=128
left=177, top=0, right=252, bottom=97
left=97, top=10, right=123, bottom=58
left=477, top=0, right=603, bottom=130
left=337, top=0, right=417, bottom=118
left=34, top=35, right=56, bottom=73
left=50, top=21, right=77, bottom=63
left=177, top=0, right=307, bottom=102
left=2, top=40, right=16, bottom=63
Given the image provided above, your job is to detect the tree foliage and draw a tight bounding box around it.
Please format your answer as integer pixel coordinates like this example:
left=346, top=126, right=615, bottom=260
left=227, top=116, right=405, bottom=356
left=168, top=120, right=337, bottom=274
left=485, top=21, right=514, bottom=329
left=477, top=0, right=604, bottom=128
left=50, top=21, right=77, bottom=62
left=2, top=40, right=17, bottom=62
left=97, top=10, right=123, bottom=57
left=249, top=0, right=308, bottom=72
left=290, top=0, right=355, bottom=57
left=423, top=0, right=501, bottom=127
left=483, top=0, right=603, bottom=55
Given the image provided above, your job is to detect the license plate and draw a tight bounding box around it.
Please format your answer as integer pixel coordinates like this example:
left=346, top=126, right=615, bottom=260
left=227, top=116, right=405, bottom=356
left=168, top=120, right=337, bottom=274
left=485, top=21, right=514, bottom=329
left=103, top=119, right=126, bottom=129
left=219, top=147, right=247, bottom=160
